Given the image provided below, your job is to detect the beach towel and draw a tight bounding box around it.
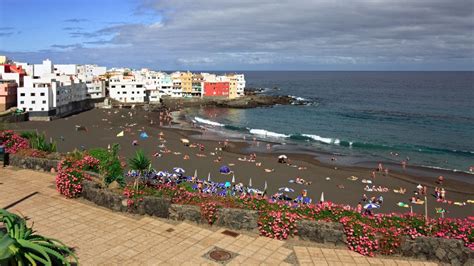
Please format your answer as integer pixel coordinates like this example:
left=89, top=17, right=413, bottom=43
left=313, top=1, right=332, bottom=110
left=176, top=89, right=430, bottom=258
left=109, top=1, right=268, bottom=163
left=116, top=131, right=124, bottom=137
left=397, top=202, right=409, bottom=208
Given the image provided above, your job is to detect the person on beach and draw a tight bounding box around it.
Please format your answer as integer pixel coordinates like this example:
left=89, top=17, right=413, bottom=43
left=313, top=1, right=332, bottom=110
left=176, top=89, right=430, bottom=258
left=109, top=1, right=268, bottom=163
left=440, top=188, right=446, bottom=200
left=371, top=170, right=376, bottom=179
left=356, top=202, right=363, bottom=213
left=437, top=175, right=444, bottom=185
left=378, top=163, right=383, bottom=172
left=401, top=160, right=406, bottom=169
left=384, top=168, right=389, bottom=176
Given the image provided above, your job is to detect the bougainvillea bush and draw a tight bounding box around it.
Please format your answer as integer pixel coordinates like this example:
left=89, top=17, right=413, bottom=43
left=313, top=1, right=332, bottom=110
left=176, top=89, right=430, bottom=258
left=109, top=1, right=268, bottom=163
left=118, top=181, right=474, bottom=256
left=0, top=130, right=29, bottom=153
left=56, top=155, right=99, bottom=198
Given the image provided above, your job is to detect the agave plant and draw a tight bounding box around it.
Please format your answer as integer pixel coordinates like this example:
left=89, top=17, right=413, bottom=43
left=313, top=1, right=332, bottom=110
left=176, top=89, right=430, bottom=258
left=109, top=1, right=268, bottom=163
left=0, top=209, right=77, bottom=265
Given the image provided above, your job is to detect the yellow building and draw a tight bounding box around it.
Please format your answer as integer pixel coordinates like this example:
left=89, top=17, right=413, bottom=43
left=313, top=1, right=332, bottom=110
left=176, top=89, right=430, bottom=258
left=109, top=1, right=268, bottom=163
left=180, top=71, right=193, bottom=97
left=227, top=74, right=238, bottom=99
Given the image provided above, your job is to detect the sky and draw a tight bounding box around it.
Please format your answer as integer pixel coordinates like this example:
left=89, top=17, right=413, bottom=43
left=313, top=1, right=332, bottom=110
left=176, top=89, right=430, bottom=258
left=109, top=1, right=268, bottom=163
left=0, top=0, right=473, bottom=71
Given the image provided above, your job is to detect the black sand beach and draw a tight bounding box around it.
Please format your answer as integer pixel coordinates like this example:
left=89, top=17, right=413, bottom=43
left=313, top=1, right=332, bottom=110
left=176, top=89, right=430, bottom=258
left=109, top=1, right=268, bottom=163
left=8, top=108, right=474, bottom=218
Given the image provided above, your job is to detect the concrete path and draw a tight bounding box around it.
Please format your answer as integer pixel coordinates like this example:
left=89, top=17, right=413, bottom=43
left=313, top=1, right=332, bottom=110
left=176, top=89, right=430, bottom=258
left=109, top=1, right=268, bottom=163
left=0, top=167, right=438, bottom=265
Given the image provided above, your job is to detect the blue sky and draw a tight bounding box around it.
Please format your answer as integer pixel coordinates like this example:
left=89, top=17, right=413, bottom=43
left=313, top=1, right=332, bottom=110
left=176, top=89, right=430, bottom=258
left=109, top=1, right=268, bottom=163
left=0, top=0, right=473, bottom=70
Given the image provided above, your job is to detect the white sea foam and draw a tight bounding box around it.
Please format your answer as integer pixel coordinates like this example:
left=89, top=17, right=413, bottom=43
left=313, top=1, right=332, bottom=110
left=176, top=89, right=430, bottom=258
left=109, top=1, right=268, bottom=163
left=302, top=134, right=338, bottom=144
left=194, top=117, right=224, bottom=127
left=250, top=129, right=289, bottom=138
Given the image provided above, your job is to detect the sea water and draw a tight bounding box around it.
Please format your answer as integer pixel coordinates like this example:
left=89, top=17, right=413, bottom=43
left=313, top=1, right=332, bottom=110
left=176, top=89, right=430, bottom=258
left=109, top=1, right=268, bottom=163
left=182, top=71, right=474, bottom=173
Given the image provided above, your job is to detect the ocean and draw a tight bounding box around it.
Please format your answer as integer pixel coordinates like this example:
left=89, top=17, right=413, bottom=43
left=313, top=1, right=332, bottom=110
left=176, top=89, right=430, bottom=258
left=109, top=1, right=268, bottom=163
left=180, top=71, right=474, bottom=174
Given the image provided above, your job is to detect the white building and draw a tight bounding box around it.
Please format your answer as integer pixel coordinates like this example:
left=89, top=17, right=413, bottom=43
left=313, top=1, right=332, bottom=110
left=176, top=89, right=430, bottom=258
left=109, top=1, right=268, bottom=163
left=85, top=79, right=105, bottom=99
left=108, top=74, right=146, bottom=103
left=235, top=74, right=245, bottom=96
left=17, top=76, right=87, bottom=114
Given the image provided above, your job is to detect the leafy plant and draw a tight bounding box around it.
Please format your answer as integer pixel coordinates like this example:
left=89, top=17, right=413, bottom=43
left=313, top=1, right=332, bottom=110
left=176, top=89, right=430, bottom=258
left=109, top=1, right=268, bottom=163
left=89, top=144, right=125, bottom=186
left=0, top=209, right=78, bottom=265
left=19, top=131, right=37, bottom=140
left=29, top=133, right=57, bottom=153
left=128, top=149, right=151, bottom=173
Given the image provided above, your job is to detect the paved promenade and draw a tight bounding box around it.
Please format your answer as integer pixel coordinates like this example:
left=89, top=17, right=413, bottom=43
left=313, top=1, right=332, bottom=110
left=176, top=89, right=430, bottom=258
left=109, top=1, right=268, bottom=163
left=0, top=167, right=438, bottom=265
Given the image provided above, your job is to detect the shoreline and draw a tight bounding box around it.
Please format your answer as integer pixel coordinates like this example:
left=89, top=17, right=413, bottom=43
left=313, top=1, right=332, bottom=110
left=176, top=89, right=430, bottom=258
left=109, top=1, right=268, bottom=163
left=9, top=107, right=474, bottom=218
left=168, top=114, right=474, bottom=195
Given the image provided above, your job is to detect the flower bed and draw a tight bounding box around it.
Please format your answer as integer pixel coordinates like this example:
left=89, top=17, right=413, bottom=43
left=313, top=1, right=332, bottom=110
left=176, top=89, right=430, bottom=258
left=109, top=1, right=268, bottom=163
left=119, top=182, right=473, bottom=257
left=56, top=155, right=99, bottom=198
left=0, top=130, right=29, bottom=153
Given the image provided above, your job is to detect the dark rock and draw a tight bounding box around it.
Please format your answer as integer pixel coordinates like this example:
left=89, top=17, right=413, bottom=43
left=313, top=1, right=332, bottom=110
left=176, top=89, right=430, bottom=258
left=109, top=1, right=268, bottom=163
left=9, top=154, right=59, bottom=172
left=297, top=220, right=345, bottom=246
left=169, top=204, right=202, bottom=223
left=216, top=208, right=258, bottom=231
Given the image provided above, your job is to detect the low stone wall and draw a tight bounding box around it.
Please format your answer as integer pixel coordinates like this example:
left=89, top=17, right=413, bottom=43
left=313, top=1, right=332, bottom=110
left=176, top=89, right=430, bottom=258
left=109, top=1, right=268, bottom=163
left=297, top=220, right=346, bottom=246
left=216, top=208, right=258, bottom=231
left=400, top=236, right=473, bottom=265
left=169, top=204, right=203, bottom=223
left=9, top=154, right=59, bottom=172
left=82, top=181, right=171, bottom=218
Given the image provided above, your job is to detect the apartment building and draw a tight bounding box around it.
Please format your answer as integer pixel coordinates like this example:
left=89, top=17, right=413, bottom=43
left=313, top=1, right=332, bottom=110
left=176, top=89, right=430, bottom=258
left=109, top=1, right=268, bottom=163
left=108, top=74, right=146, bottom=103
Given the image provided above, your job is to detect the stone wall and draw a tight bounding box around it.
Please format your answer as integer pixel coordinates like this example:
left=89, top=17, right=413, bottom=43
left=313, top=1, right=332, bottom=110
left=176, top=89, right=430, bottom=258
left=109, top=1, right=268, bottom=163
left=216, top=208, right=258, bottom=231
left=297, top=220, right=346, bottom=246
left=169, top=204, right=203, bottom=223
left=9, top=154, right=59, bottom=172
left=82, top=181, right=171, bottom=218
left=400, top=236, right=473, bottom=265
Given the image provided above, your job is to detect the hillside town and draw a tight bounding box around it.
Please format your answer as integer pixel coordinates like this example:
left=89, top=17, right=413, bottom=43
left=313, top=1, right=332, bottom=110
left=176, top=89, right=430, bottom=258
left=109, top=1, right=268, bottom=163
left=0, top=55, right=245, bottom=120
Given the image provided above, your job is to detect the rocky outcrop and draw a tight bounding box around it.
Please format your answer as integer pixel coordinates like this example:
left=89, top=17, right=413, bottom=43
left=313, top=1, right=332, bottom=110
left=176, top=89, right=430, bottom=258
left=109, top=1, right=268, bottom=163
left=296, top=220, right=346, bottom=246
left=215, top=208, right=258, bottom=231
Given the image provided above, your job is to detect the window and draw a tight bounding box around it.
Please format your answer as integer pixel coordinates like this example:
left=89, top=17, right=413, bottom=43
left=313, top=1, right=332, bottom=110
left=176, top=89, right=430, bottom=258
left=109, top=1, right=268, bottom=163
left=31, top=93, right=35, bottom=96
left=122, top=91, right=127, bottom=94
left=41, top=108, right=44, bottom=111
left=121, top=85, right=125, bottom=88
left=20, top=101, right=24, bottom=104
left=117, top=91, right=120, bottom=94
left=20, top=93, right=25, bottom=96
left=136, top=84, right=143, bottom=88
left=29, top=108, right=33, bottom=111
left=40, top=92, right=45, bottom=96
left=132, top=91, right=135, bottom=94
left=32, top=101, right=35, bottom=104
left=42, top=100, right=46, bottom=104
left=131, top=97, right=135, bottom=101
left=111, top=85, right=116, bottom=88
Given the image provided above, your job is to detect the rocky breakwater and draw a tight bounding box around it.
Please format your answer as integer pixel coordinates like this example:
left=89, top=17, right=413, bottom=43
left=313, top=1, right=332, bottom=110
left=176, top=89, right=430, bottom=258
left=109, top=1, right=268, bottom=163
left=162, top=94, right=308, bottom=110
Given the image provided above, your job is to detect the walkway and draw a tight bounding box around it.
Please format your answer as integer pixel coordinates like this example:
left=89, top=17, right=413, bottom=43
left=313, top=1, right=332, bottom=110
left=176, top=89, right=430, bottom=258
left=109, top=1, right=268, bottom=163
left=0, top=167, right=438, bottom=265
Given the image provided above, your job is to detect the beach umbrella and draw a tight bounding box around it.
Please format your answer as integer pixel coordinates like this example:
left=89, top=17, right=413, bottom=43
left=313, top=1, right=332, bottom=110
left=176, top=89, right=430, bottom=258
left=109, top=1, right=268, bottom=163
left=278, top=155, right=287, bottom=159
left=225, top=181, right=231, bottom=188
left=279, top=187, right=295, bottom=193
left=320, top=192, right=325, bottom=202
left=194, top=169, right=197, bottom=178
left=264, top=181, right=268, bottom=191
left=116, top=131, right=124, bottom=137
left=207, top=173, right=211, bottom=182
left=248, top=178, right=252, bottom=187
left=157, top=171, right=167, bottom=177
left=180, top=138, right=190, bottom=144
left=363, top=203, right=380, bottom=210
left=219, top=165, right=231, bottom=174
left=140, top=132, right=149, bottom=139
left=231, top=174, right=235, bottom=183
left=173, top=167, right=185, bottom=174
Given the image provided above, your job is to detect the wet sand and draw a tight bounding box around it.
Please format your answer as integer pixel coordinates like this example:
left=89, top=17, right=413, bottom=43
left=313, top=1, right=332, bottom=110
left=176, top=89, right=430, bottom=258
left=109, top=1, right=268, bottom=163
left=9, top=108, right=474, bottom=218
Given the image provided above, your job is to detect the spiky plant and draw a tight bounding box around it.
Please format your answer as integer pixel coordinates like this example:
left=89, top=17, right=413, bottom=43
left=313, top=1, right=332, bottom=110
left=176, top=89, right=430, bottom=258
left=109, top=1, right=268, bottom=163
left=128, top=149, right=151, bottom=190
left=29, top=133, right=57, bottom=152
left=0, top=209, right=78, bottom=265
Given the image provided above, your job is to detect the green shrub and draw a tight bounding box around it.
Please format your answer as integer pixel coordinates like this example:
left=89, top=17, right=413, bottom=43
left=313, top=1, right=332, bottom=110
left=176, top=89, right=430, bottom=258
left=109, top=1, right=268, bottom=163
left=0, top=209, right=77, bottom=265
left=19, top=131, right=37, bottom=140
left=89, top=144, right=125, bottom=186
left=28, top=132, right=57, bottom=152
